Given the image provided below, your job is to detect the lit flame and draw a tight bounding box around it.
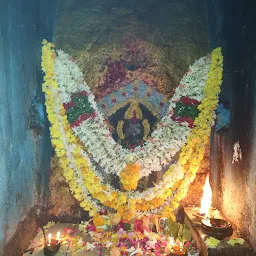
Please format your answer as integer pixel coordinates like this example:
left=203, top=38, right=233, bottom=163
left=48, top=233, right=52, bottom=246
left=200, top=174, right=212, bottom=218
left=56, top=231, right=61, bottom=243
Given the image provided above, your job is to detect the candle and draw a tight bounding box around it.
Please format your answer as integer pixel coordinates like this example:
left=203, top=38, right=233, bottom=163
left=48, top=233, right=52, bottom=246
left=56, top=231, right=61, bottom=243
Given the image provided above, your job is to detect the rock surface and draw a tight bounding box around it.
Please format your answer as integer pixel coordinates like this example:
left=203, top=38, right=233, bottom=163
left=55, top=0, right=210, bottom=97
left=48, top=157, right=88, bottom=222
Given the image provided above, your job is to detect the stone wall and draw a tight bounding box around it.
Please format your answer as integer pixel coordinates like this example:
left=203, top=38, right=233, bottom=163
left=0, top=0, right=56, bottom=254
left=207, top=0, right=256, bottom=248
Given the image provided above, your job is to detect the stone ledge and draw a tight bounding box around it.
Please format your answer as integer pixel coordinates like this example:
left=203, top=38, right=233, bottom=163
left=185, top=207, right=254, bottom=256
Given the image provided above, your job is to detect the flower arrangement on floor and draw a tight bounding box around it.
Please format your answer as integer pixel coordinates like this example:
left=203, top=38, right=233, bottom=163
left=86, top=215, right=172, bottom=256
left=35, top=214, right=198, bottom=256
left=31, top=218, right=243, bottom=256
left=41, top=40, right=223, bottom=221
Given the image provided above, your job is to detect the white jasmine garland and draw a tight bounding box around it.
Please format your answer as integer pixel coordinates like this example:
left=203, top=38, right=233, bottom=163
left=54, top=50, right=211, bottom=179
left=54, top=50, right=104, bottom=122
left=78, top=138, right=184, bottom=201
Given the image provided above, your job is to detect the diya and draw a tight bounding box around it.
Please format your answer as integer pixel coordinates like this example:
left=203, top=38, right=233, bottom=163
left=43, top=233, right=61, bottom=256
left=201, top=218, right=233, bottom=240
left=199, top=175, right=233, bottom=239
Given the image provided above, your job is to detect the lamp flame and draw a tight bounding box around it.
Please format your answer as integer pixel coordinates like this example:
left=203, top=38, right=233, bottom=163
left=200, top=174, right=212, bottom=218
left=48, top=233, right=52, bottom=246
left=56, top=231, right=61, bottom=243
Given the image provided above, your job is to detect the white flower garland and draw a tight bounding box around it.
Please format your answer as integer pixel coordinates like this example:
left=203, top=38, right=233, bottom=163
left=54, top=50, right=211, bottom=178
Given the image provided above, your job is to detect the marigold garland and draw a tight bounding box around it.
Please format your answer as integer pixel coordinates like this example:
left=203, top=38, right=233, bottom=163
left=120, top=164, right=140, bottom=191
left=160, top=47, right=223, bottom=218
left=93, top=213, right=105, bottom=227
left=41, top=40, right=100, bottom=216
left=41, top=40, right=223, bottom=220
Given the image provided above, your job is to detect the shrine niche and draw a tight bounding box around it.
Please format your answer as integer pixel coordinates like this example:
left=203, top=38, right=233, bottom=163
left=1, top=0, right=256, bottom=255
left=40, top=40, right=225, bottom=255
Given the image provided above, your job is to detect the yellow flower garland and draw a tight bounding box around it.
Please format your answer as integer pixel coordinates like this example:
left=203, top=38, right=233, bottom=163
left=120, top=164, right=141, bottom=191
left=160, top=47, right=223, bottom=218
left=41, top=40, right=222, bottom=220
left=93, top=213, right=105, bottom=227
left=41, top=40, right=99, bottom=216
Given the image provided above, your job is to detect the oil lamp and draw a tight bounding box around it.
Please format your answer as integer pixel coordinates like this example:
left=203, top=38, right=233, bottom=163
left=199, top=174, right=233, bottom=239
left=201, top=217, right=233, bottom=240
left=44, top=232, right=61, bottom=256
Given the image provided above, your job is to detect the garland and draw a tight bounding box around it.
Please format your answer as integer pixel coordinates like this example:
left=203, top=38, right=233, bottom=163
left=54, top=50, right=211, bottom=180
left=41, top=41, right=101, bottom=216
left=120, top=164, right=141, bottom=191
left=42, top=40, right=222, bottom=220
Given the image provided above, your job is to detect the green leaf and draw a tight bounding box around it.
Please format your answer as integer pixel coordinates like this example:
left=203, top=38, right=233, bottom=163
left=168, top=219, right=180, bottom=238
left=178, top=234, right=182, bottom=242
left=178, top=224, right=184, bottom=237
left=182, top=227, right=192, bottom=243
left=227, top=238, right=244, bottom=246
left=205, top=237, right=221, bottom=248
